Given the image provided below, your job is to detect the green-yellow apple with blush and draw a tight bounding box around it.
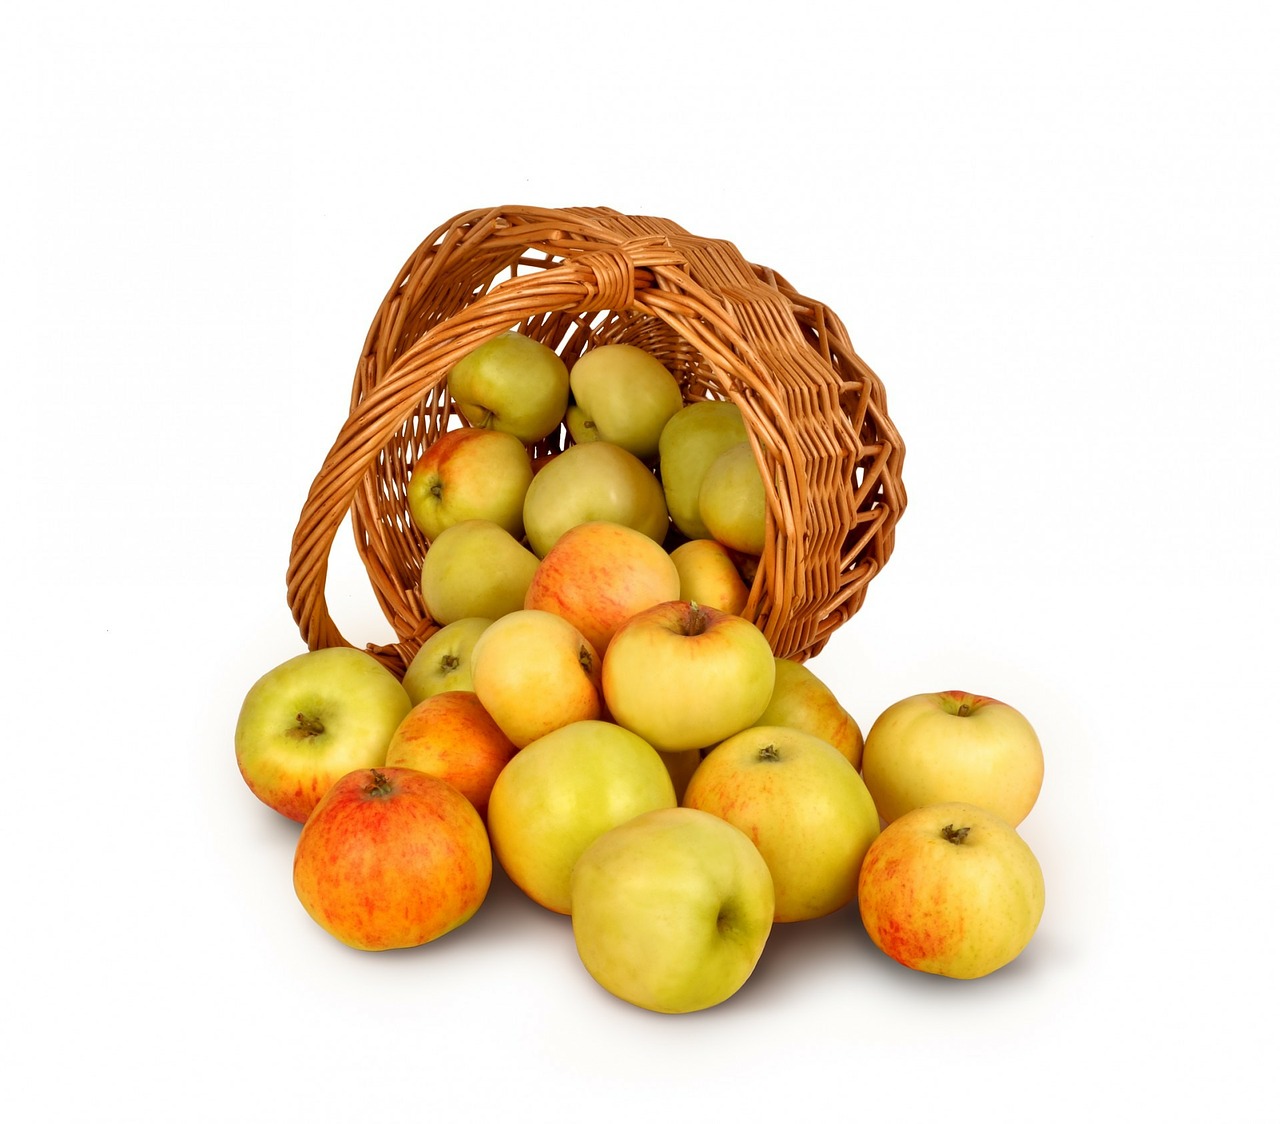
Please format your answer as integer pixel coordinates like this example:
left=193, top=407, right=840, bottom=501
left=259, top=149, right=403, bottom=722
left=407, top=427, right=533, bottom=542
left=235, top=647, right=411, bottom=823
left=603, top=600, right=775, bottom=753
left=486, top=719, right=676, bottom=913
left=755, top=657, right=864, bottom=769
left=469, top=609, right=602, bottom=748
left=857, top=801, right=1045, bottom=979
left=698, top=441, right=767, bottom=556
left=668, top=538, right=750, bottom=615
left=521, top=441, right=669, bottom=557
left=570, top=806, right=774, bottom=1014
left=293, top=766, right=491, bottom=951
left=419, top=519, right=539, bottom=625
left=861, top=691, right=1044, bottom=825
left=446, top=331, right=569, bottom=444
left=401, top=617, right=492, bottom=705
left=683, top=725, right=880, bottom=921
left=566, top=343, right=685, bottom=461
left=657, top=400, right=747, bottom=540
left=524, top=520, right=681, bottom=657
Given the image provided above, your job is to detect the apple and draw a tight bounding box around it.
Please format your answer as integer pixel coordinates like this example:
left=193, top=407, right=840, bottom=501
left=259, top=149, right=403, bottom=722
left=570, top=806, right=774, bottom=1014
left=860, top=691, right=1044, bottom=826
left=683, top=725, right=880, bottom=922
left=235, top=647, right=411, bottom=823
left=446, top=330, right=569, bottom=444
left=565, top=343, right=685, bottom=461
left=755, top=657, right=864, bottom=769
left=698, top=441, right=767, bottom=556
left=292, top=767, right=492, bottom=951
left=603, top=600, right=776, bottom=752
left=419, top=519, right=540, bottom=625
left=401, top=616, right=492, bottom=705
left=384, top=691, right=517, bottom=819
left=668, top=538, right=750, bottom=616
left=469, top=609, right=602, bottom=748
left=524, top=520, right=681, bottom=657
left=486, top=719, right=677, bottom=914
left=521, top=440, right=670, bottom=557
left=657, top=400, right=748, bottom=540
left=407, top=426, right=533, bottom=542
left=858, top=801, right=1045, bottom=979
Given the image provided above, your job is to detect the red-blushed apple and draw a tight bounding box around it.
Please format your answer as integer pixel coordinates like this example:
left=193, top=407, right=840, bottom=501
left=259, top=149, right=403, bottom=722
left=668, top=538, right=750, bottom=615
left=861, top=691, right=1044, bottom=825
left=446, top=330, right=569, bottom=444
left=602, top=600, right=775, bottom=752
left=384, top=691, right=516, bottom=820
left=292, top=767, right=492, bottom=951
left=524, top=520, right=681, bottom=657
left=469, top=609, right=602, bottom=748
left=683, top=725, right=880, bottom=921
left=486, top=719, right=677, bottom=914
left=234, top=647, right=411, bottom=823
left=857, top=801, right=1045, bottom=979
left=657, top=400, right=748, bottom=541
left=401, top=617, right=492, bottom=705
left=419, top=519, right=540, bottom=625
left=570, top=806, right=775, bottom=1014
left=755, top=657, right=864, bottom=768
left=521, top=440, right=670, bottom=557
left=698, top=441, right=767, bottom=556
left=565, top=343, right=685, bottom=461
left=407, top=426, right=534, bottom=542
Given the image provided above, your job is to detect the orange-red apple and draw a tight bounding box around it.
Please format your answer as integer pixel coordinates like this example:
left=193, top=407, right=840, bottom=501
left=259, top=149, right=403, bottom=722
left=407, top=426, right=534, bottom=542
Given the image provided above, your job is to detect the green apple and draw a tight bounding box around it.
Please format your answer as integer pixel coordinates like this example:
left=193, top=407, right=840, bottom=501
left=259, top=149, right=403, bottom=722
left=861, top=691, right=1045, bottom=826
left=603, top=600, right=776, bottom=752
left=419, top=519, right=539, bottom=625
left=401, top=617, right=492, bottom=705
left=669, top=538, right=750, bottom=615
left=407, top=427, right=533, bottom=542
left=521, top=441, right=670, bottom=557
left=858, top=802, right=1045, bottom=979
left=235, top=647, right=411, bottom=823
left=755, top=657, right=864, bottom=768
left=447, top=331, right=569, bottom=444
left=657, top=400, right=747, bottom=540
left=566, top=343, right=684, bottom=461
left=683, top=725, right=880, bottom=922
left=698, top=441, right=767, bottom=556
left=570, top=806, right=774, bottom=1014
left=486, top=719, right=676, bottom=914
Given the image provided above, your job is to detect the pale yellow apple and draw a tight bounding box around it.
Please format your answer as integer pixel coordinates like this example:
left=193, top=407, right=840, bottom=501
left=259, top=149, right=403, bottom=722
left=861, top=691, right=1044, bottom=825
left=446, top=331, right=569, bottom=444
left=566, top=343, right=685, bottom=461
left=668, top=538, right=750, bottom=615
left=683, top=725, right=880, bottom=922
left=469, top=609, right=602, bottom=748
left=570, top=806, right=774, bottom=1014
left=603, top=600, right=775, bottom=753
left=407, top=427, right=533, bottom=542
left=755, top=657, right=864, bottom=768
left=657, top=400, right=747, bottom=540
left=698, top=441, right=767, bottom=556
left=524, top=520, right=681, bottom=657
left=401, top=617, right=492, bottom=705
left=419, top=519, right=539, bottom=625
left=857, top=802, right=1045, bottom=979
left=486, top=719, right=677, bottom=914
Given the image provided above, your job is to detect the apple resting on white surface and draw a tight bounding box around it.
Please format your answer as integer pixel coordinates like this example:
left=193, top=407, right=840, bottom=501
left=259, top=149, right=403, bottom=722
left=754, top=657, right=864, bottom=769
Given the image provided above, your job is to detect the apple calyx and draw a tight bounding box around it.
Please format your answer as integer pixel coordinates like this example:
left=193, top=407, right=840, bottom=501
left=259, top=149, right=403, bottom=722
left=578, top=645, right=595, bottom=676
left=363, top=770, right=396, bottom=799
left=941, top=824, right=972, bottom=845
left=289, top=712, right=325, bottom=739
left=757, top=744, right=782, bottom=763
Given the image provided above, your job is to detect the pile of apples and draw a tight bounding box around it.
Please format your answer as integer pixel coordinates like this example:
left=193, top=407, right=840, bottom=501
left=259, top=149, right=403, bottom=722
left=236, top=332, right=1047, bottom=1014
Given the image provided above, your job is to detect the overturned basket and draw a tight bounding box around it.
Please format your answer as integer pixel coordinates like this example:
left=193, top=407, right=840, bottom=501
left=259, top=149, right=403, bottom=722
left=287, top=206, right=907, bottom=676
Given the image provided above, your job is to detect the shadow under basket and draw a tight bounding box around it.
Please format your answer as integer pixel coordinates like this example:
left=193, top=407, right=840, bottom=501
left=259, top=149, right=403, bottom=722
left=285, top=205, right=907, bottom=677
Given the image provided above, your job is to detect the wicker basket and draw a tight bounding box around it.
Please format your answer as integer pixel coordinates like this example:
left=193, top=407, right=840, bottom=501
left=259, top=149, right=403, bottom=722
left=286, top=205, right=907, bottom=676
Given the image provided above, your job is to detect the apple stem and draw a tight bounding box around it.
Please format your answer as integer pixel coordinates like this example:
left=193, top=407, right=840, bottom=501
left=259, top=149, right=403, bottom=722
left=957, top=702, right=972, bottom=717
left=290, top=712, right=325, bottom=738
left=941, top=824, right=971, bottom=845
left=364, top=770, right=395, bottom=798
left=684, top=602, right=708, bottom=636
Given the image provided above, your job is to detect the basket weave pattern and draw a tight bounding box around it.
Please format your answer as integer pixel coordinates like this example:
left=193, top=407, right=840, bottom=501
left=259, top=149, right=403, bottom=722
left=287, top=206, right=906, bottom=676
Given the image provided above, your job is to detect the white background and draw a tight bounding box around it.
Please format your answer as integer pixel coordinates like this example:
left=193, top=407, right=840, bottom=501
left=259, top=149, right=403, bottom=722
left=3, top=2, right=1277, bottom=1120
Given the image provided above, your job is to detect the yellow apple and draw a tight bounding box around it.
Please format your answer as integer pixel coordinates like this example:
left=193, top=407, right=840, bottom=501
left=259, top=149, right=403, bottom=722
left=566, top=343, right=685, bottom=461
left=755, top=657, right=864, bottom=768
left=861, top=691, right=1044, bottom=825
left=602, top=600, right=775, bottom=752
left=469, top=609, right=602, bottom=748
left=446, top=330, right=569, bottom=444
left=858, top=802, right=1045, bottom=979
left=524, top=520, right=681, bottom=657
left=698, top=440, right=767, bottom=556
left=668, top=538, right=750, bottom=615
left=570, top=807, right=774, bottom=1014
left=657, top=400, right=747, bottom=540
left=418, top=519, right=539, bottom=625
left=407, top=427, right=533, bottom=542
left=486, top=719, right=677, bottom=914
left=401, top=616, right=492, bottom=704
left=683, top=725, right=880, bottom=922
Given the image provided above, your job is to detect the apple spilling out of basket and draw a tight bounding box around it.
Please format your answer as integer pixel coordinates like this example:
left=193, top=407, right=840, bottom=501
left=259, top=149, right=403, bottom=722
left=236, top=332, right=1047, bottom=1014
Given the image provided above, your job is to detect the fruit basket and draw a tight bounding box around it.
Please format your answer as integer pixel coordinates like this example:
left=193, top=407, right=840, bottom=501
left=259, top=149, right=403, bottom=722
left=286, top=205, right=907, bottom=675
